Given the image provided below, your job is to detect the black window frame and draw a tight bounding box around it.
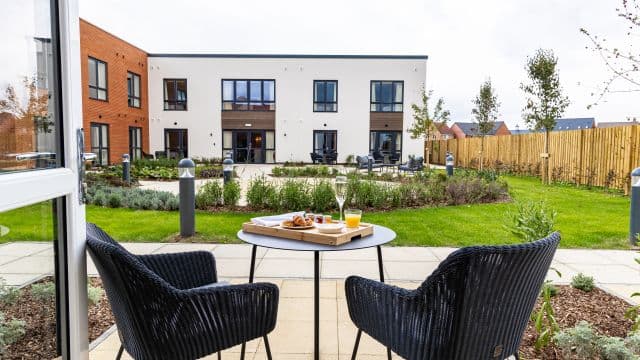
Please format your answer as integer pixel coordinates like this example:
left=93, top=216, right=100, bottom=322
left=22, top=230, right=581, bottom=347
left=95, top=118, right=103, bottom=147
left=369, top=130, right=402, bottom=160
left=370, top=80, right=404, bottom=113
left=88, top=56, right=108, bottom=101
left=127, top=71, right=141, bottom=108
left=164, top=128, right=189, bottom=158
left=313, top=130, right=338, bottom=154
left=221, top=79, right=276, bottom=111
left=90, top=122, right=110, bottom=166
left=313, top=80, right=338, bottom=112
left=129, top=126, right=143, bottom=160
left=163, top=78, right=188, bottom=111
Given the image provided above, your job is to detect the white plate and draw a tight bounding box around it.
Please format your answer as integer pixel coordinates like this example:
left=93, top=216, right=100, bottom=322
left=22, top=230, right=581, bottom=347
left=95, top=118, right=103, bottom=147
left=316, top=223, right=345, bottom=234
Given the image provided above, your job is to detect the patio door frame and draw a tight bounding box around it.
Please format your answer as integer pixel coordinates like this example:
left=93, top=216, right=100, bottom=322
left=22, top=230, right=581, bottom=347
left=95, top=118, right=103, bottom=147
left=0, top=0, right=88, bottom=358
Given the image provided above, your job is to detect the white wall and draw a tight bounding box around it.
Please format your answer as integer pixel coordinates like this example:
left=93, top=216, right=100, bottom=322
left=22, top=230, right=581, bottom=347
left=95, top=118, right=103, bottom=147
left=148, top=56, right=426, bottom=163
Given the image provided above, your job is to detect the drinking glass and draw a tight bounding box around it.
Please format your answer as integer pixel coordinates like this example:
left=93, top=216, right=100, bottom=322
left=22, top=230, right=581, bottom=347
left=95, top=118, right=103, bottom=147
left=344, top=209, right=362, bottom=228
left=334, top=175, right=347, bottom=223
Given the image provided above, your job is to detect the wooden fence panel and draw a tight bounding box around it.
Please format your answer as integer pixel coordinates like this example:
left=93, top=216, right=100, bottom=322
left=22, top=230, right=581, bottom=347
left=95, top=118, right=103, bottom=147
left=427, top=125, right=640, bottom=191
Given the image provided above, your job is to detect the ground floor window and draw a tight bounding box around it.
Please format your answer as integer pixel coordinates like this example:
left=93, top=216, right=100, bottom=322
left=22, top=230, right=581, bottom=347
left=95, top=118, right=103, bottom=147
left=370, top=131, right=402, bottom=163
left=222, top=130, right=275, bottom=164
left=313, top=130, right=337, bottom=155
left=129, top=127, right=142, bottom=161
left=90, top=123, right=109, bottom=166
left=164, top=129, right=188, bottom=159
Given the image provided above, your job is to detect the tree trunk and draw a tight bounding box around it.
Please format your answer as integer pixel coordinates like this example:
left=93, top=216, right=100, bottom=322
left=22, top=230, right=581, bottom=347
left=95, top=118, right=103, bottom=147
left=479, top=136, right=485, bottom=171
left=543, top=130, right=550, bottom=184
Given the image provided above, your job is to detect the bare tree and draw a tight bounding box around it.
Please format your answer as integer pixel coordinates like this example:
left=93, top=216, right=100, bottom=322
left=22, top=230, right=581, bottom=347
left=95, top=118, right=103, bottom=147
left=408, top=89, right=451, bottom=168
left=471, top=79, right=500, bottom=170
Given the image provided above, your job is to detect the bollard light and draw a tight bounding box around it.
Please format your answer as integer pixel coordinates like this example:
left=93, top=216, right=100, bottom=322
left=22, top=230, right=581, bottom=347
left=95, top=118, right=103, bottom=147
left=223, top=152, right=234, bottom=184
left=446, top=152, right=454, bottom=177
left=178, top=158, right=196, bottom=237
left=630, top=167, right=640, bottom=245
left=122, top=154, right=131, bottom=184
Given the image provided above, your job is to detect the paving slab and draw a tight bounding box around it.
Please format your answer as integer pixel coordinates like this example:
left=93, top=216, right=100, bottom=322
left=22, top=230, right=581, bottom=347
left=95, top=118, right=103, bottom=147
left=0, top=242, right=52, bottom=256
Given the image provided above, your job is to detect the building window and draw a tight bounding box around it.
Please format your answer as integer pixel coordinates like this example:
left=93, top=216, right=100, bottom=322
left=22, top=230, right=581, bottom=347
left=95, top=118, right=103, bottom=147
left=313, top=130, right=337, bottom=155
left=313, top=80, right=337, bottom=112
left=222, top=130, right=275, bottom=164
left=127, top=72, right=141, bottom=108
left=90, top=123, right=109, bottom=166
left=370, top=131, right=402, bottom=163
left=129, top=127, right=142, bottom=160
left=164, top=129, right=188, bottom=158
left=370, top=81, right=403, bottom=112
left=164, top=79, right=187, bottom=110
left=88, top=57, right=107, bottom=101
left=222, top=79, right=275, bottom=111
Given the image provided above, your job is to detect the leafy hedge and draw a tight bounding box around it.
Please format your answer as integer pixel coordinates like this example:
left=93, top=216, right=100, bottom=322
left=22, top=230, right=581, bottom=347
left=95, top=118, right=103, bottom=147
left=86, top=184, right=179, bottom=210
left=271, top=165, right=339, bottom=178
left=195, top=181, right=241, bottom=209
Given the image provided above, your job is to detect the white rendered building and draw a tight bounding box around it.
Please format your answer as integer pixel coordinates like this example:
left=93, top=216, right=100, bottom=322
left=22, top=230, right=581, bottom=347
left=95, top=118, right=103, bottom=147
left=147, top=54, right=427, bottom=164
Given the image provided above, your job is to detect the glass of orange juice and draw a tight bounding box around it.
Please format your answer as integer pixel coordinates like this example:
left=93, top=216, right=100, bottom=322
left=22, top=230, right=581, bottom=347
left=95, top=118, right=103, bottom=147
left=344, top=209, right=362, bottom=228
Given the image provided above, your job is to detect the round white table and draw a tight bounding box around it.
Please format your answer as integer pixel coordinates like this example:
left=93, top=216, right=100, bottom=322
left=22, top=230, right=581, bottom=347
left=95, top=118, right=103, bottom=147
left=237, top=225, right=396, bottom=360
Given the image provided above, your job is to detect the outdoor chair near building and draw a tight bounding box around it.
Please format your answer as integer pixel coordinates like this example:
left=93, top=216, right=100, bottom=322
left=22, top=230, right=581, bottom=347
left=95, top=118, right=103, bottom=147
left=398, top=155, right=425, bottom=174
left=86, top=223, right=279, bottom=360
left=310, top=150, right=338, bottom=164
left=356, top=155, right=383, bottom=172
left=345, top=233, right=560, bottom=360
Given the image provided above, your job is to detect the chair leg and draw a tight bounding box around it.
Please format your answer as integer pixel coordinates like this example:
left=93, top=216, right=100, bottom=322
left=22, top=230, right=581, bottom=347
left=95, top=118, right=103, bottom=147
left=217, top=351, right=221, bottom=360
left=351, top=329, right=362, bottom=360
left=116, top=345, right=124, bottom=360
left=387, top=347, right=392, bottom=360
left=263, top=335, right=273, bottom=360
left=240, top=343, right=246, bottom=360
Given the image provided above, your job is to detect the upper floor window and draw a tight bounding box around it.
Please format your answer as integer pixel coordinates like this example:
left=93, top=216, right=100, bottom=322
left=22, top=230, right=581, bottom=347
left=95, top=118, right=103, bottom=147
left=313, top=80, right=337, bottom=112
left=164, top=79, right=187, bottom=110
left=88, top=57, right=107, bottom=101
left=127, top=72, right=141, bottom=108
left=222, top=79, right=275, bottom=111
left=370, top=81, right=403, bottom=112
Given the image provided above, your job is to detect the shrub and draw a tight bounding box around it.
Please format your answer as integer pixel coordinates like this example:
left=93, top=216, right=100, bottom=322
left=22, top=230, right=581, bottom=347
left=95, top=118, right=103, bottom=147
left=223, top=181, right=241, bottom=206
left=87, top=283, right=104, bottom=307
left=196, top=181, right=223, bottom=208
left=625, top=332, right=640, bottom=353
left=541, top=282, right=558, bottom=297
left=311, top=180, right=336, bottom=212
left=0, top=278, right=20, bottom=306
left=246, top=176, right=277, bottom=209
left=278, top=180, right=311, bottom=211
left=506, top=201, right=556, bottom=242
left=598, top=336, right=636, bottom=360
left=87, top=184, right=179, bottom=211
left=107, top=192, right=123, bottom=208
left=30, top=282, right=56, bottom=303
left=0, top=312, right=26, bottom=354
left=571, top=273, right=595, bottom=292
left=164, top=197, right=179, bottom=211
left=554, top=321, right=599, bottom=358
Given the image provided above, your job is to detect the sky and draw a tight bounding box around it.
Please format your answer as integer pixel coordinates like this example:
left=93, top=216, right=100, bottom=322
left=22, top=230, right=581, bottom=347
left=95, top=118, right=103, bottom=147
left=79, top=0, right=640, bottom=128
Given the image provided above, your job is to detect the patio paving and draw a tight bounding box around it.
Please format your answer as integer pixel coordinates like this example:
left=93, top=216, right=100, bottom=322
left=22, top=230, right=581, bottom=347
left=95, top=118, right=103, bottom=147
left=1, top=241, right=639, bottom=358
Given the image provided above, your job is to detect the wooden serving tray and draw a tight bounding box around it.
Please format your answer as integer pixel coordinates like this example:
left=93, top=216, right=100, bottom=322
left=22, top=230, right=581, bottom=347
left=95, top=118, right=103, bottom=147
left=241, top=222, right=374, bottom=246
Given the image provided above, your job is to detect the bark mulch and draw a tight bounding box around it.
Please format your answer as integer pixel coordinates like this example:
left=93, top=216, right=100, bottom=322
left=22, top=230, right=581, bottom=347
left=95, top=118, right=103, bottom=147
left=1, top=277, right=114, bottom=360
left=520, top=285, right=634, bottom=359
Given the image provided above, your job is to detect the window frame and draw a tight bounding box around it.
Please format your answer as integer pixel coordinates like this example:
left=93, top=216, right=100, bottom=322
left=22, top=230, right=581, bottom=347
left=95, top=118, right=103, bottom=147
left=221, top=79, right=276, bottom=111
left=164, top=128, right=189, bottom=158
left=370, top=80, right=404, bottom=113
left=88, top=56, right=108, bottom=101
left=90, top=122, right=110, bottom=166
left=163, top=78, right=188, bottom=111
left=129, top=126, right=143, bottom=160
left=127, top=71, right=141, bottom=108
left=313, top=80, right=338, bottom=112
left=313, top=130, right=338, bottom=154
left=369, top=130, right=402, bottom=159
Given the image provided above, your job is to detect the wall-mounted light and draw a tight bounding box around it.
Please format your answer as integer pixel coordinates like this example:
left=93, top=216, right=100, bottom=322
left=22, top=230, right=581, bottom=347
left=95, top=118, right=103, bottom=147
left=244, top=123, right=252, bottom=127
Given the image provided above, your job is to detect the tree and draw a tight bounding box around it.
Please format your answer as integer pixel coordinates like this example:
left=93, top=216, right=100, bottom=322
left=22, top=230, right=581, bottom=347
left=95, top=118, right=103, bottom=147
left=408, top=89, right=450, bottom=168
left=0, top=77, right=52, bottom=133
left=471, top=79, right=500, bottom=170
left=580, top=0, right=639, bottom=108
left=520, top=49, right=570, bottom=184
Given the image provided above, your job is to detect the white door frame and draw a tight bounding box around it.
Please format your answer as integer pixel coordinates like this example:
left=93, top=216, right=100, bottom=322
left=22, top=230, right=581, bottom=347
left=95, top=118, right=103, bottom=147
left=0, top=0, right=88, bottom=358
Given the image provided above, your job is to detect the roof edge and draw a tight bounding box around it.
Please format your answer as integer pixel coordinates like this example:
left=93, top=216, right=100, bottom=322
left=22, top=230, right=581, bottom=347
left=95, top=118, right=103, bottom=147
left=147, top=53, right=428, bottom=60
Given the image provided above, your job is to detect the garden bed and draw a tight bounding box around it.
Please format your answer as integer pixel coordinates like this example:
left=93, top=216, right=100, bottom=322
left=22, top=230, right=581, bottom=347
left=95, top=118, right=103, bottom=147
left=520, top=285, right=634, bottom=359
left=1, top=277, right=114, bottom=360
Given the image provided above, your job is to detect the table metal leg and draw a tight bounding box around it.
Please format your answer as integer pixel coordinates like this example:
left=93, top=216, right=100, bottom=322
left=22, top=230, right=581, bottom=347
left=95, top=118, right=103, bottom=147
left=314, top=250, right=320, bottom=360
left=376, top=246, right=392, bottom=360
left=241, top=244, right=258, bottom=359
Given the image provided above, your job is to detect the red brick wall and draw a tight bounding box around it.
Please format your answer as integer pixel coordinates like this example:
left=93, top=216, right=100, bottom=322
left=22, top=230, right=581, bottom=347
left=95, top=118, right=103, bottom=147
left=495, top=123, right=511, bottom=136
left=450, top=124, right=467, bottom=139
left=80, top=19, right=149, bottom=164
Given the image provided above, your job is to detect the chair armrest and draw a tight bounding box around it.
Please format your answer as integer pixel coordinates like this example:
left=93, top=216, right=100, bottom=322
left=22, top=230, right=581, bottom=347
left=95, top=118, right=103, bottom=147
left=137, top=251, right=217, bottom=290
left=345, top=276, right=417, bottom=350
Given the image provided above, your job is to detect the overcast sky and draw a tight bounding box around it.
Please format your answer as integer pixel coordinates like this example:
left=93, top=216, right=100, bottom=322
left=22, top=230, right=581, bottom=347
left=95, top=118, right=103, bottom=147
left=80, top=0, right=640, bottom=128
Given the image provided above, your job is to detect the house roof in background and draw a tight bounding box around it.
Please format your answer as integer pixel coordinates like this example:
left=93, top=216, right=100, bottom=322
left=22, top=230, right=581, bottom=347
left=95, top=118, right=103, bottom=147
left=453, top=121, right=507, bottom=136
left=436, top=122, right=453, bottom=135
left=511, top=129, right=530, bottom=135
left=553, top=118, right=595, bottom=131
left=598, top=121, right=638, bottom=128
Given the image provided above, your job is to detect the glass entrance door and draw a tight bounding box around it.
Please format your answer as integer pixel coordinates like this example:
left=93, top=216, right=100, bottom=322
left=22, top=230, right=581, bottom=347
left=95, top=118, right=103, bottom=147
left=164, top=129, right=188, bottom=159
left=232, top=131, right=265, bottom=163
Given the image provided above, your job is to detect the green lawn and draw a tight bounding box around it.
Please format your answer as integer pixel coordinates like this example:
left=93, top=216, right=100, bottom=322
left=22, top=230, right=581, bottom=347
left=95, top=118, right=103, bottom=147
left=0, top=176, right=631, bottom=248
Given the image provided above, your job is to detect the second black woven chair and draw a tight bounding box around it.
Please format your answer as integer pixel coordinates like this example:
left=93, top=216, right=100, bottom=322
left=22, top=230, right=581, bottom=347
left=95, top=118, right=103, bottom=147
left=345, top=233, right=560, bottom=360
left=86, top=223, right=279, bottom=360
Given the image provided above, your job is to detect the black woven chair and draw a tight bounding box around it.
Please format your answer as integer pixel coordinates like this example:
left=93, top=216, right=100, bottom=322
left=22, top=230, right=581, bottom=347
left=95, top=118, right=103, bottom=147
left=86, top=223, right=279, bottom=360
left=345, top=233, right=560, bottom=360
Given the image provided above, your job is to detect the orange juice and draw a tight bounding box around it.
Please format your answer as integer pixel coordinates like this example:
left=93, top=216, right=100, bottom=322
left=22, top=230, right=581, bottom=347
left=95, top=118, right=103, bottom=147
left=345, top=214, right=361, bottom=228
